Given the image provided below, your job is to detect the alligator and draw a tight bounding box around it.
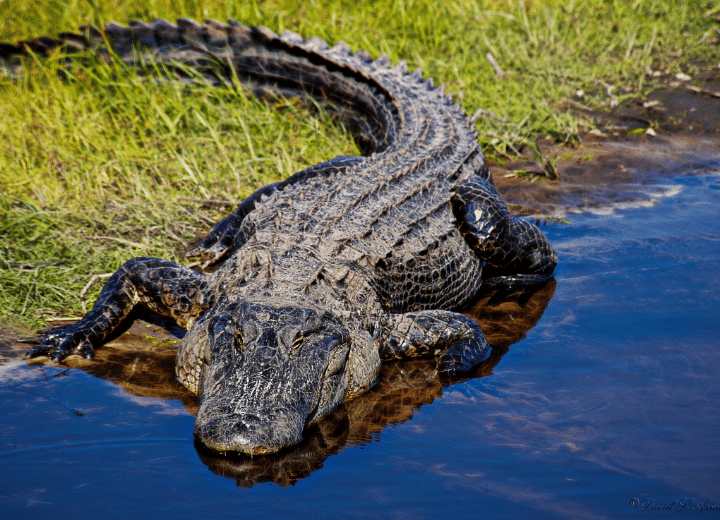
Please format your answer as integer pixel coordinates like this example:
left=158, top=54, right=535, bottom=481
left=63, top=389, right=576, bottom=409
left=8, top=18, right=557, bottom=455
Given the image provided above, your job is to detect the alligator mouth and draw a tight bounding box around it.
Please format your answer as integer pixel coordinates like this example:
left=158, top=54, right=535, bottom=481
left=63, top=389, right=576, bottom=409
left=194, top=406, right=305, bottom=455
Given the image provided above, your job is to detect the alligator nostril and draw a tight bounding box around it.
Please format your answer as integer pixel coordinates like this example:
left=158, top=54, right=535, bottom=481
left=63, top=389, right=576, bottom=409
left=194, top=409, right=305, bottom=455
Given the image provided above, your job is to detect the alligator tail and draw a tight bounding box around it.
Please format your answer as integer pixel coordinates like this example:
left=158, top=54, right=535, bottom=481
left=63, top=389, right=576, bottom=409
left=0, top=19, right=479, bottom=159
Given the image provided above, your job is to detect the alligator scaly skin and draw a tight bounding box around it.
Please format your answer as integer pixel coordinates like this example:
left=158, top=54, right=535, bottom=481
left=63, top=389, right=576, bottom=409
left=9, top=19, right=557, bottom=455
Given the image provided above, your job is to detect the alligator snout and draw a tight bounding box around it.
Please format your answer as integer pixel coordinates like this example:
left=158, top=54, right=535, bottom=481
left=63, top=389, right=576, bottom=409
left=194, top=407, right=305, bottom=455
left=193, top=301, right=352, bottom=455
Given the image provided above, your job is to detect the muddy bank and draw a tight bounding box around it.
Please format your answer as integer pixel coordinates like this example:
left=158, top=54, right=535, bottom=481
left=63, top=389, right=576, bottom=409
left=493, top=68, right=720, bottom=217
left=493, top=131, right=720, bottom=217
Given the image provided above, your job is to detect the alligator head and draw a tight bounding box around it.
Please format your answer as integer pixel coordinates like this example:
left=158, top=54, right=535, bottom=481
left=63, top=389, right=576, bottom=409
left=193, top=301, right=352, bottom=455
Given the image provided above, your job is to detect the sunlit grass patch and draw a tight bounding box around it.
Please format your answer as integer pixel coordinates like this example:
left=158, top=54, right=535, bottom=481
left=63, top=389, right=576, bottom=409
left=0, top=51, right=356, bottom=325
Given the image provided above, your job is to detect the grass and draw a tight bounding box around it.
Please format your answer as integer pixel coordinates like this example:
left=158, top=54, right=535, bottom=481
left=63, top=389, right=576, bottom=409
left=1, top=0, right=718, bottom=327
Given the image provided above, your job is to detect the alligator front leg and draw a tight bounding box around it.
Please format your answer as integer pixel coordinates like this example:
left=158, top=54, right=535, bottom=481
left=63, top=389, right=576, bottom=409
left=451, top=176, right=557, bottom=287
left=27, top=257, right=209, bottom=361
left=187, top=155, right=363, bottom=263
left=379, top=310, right=491, bottom=378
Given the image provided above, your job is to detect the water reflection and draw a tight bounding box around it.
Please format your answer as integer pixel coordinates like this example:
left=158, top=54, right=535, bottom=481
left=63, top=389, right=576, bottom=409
left=3, top=135, right=719, bottom=516
left=20, top=280, right=554, bottom=487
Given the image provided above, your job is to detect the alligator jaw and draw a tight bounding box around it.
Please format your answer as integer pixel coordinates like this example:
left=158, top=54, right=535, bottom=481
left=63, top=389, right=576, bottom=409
left=193, top=406, right=305, bottom=455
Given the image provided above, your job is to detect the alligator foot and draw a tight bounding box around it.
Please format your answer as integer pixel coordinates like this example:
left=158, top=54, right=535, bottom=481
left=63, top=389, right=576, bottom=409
left=451, top=175, right=557, bottom=287
left=27, top=324, right=95, bottom=361
left=378, top=310, right=491, bottom=378
left=27, top=257, right=209, bottom=362
left=186, top=209, right=248, bottom=265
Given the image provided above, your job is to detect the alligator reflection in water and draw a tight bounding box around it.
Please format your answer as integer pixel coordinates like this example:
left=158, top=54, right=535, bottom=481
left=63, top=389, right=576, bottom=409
left=28, top=280, right=553, bottom=487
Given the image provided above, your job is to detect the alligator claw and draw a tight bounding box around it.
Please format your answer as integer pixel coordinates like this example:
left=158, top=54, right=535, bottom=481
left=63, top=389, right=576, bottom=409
left=186, top=236, right=226, bottom=258
left=25, top=342, right=54, bottom=359
left=25, top=325, right=91, bottom=362
left=186, top=212, right=242, bottom=262
left=78, top=342, right=95, bottom=359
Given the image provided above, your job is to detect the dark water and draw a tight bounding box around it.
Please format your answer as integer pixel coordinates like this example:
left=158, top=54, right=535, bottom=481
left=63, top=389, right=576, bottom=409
left=2, top=164, right=720, bottom=519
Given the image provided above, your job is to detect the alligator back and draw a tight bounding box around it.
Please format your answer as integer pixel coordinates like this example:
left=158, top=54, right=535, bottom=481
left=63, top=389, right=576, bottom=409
left=4, top=19, right=488, bottom=312
left=147, top=19, right=488, bottom=312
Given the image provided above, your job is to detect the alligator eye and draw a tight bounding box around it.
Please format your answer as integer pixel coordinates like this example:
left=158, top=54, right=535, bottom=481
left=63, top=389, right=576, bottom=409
left=278, top=326, right=302, bottom=351
left=234, top=331, right=244, bottom=352
left=291, top=332, right=304, bottom=350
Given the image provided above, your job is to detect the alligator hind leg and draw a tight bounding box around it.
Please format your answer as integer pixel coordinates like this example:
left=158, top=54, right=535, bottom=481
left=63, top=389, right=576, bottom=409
left=379, top=310, right=491, bottom=378
left=27, top=257, right=209, bottom=362
left=187, top=155, right=363, bottom=263
left=451, top=176, right=557, bottom=287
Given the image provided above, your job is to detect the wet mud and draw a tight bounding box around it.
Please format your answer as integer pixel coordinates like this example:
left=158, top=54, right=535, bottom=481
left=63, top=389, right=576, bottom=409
left=493, top=75, right=720, bottom=217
